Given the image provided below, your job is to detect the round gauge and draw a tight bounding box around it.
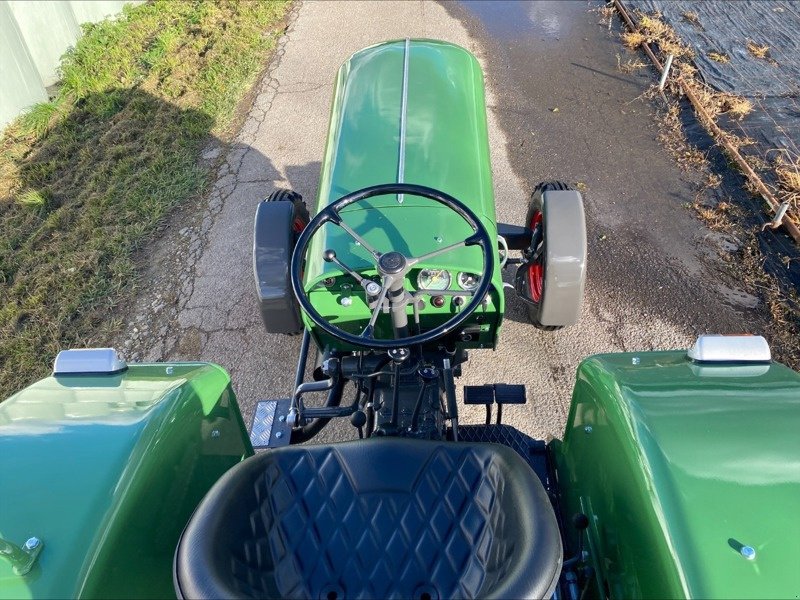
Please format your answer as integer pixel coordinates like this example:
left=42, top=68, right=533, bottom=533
left=417, top=268, right=451, bottom=291
left=457, top=272, right=481, bottom=291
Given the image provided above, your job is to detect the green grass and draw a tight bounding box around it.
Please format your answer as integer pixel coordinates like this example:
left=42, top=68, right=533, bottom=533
left=0, top=0, right=290, bottom=398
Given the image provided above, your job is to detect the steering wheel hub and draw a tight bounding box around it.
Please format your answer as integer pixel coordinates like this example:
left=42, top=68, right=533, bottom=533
left=378, top=251, right=406, bottom=274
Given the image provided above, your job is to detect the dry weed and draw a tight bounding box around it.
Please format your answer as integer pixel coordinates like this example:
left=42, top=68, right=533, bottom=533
left=597, top=4, right=616, bottom=25
left=708, top=51, right=730, bottom=63
left=746, top=41, right=770, bottom=59
left=681, top=11, right=701, bottom=26
left=657, top=105, right=709, bottom=171
left=740, top=242, right=800, bottom=368
left=721, top=132, right=755, bottom=151
left=621, top=31, right=646, bottom=50
left=637, top=12, right=694, bottom=59
left=694, top=200, right=732, bottom=230
left=721, top=95, right=754, bottom=119
left=705, top=173, right=723, bottom=189
left=775, top=155, right=800, bottom=196
left=616, top=53, right=648, bottom=73
left=686, top=81, right=753, bottom=120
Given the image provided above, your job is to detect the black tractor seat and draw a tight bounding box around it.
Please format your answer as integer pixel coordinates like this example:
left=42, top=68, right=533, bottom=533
left=174, top=438, right=562, bottom=599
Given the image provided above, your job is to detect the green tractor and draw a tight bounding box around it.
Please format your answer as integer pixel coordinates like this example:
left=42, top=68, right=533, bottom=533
left=2, top=40, right=799, bottom=600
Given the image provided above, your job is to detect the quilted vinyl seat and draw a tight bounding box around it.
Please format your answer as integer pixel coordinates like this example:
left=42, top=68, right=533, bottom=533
left=174, top=438, right=562, bottom=599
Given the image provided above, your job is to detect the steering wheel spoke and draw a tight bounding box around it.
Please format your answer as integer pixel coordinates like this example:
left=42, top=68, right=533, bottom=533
left=407, top=240, right=467, bottom=267
left=323, top=249, right=365, bottom=284
left=361, top=278, right=390, bottom=338
left=330, top=215, right=382, bottom=261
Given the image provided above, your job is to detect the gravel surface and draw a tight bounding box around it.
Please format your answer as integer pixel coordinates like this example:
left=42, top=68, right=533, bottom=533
left=116, top=0, right=764, bottom=443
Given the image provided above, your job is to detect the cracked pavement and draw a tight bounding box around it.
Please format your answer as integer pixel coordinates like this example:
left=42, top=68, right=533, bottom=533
left=116, top=1, right=763, bottom=442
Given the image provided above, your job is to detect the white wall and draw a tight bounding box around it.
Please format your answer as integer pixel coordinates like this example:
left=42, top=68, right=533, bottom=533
left=0, top=0, right=142, bottom=130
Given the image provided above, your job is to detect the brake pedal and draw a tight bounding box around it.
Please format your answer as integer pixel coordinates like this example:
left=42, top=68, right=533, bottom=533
left=250, top=399, right=292, bottom=449
left=464, top=385, right=494, bottom=426
left=494, top=384, right=526, bottom=405
left=464, top=385, right=495, bottom=405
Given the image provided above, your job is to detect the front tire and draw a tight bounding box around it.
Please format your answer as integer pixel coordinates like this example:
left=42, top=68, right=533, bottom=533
left=522, top=181, right=586, bottom=330
left=267, top=188, right=309, bottom=237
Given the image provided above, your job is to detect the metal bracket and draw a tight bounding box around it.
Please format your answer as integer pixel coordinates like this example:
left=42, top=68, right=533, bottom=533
left=250, top=399, right=292, bottom=449
left=1, top=536, right=43, bottom=576
left=762, top=201, right=790, bottom=231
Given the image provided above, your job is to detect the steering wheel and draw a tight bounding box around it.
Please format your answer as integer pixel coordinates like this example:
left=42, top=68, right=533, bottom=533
left=290, top=183, right=494, bottom=349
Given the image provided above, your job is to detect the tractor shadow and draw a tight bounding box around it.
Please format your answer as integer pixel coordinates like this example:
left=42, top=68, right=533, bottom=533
left=0, top=87, right=227, bottom=393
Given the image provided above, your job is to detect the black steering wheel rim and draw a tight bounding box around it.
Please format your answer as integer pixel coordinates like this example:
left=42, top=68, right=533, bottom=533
left=290, top=183, right=495, bottom=349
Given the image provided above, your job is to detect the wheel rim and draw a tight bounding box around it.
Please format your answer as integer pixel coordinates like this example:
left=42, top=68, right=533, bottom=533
left=527, top=211, right=544, bottom=303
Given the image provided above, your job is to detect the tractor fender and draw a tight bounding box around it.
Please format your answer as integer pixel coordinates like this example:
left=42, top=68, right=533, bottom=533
left=253, top=199, right=304, bottom=334
left=539, top=189, right=587, bottom=327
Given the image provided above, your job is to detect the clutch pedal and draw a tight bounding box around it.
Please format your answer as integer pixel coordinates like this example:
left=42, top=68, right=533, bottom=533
left=249, top=399, right=292, bottom=449
left=464, top=385, right=495, bottom=405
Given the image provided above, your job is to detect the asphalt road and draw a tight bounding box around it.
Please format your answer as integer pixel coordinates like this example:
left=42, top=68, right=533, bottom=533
left=117, top=0, right=764, bottom=442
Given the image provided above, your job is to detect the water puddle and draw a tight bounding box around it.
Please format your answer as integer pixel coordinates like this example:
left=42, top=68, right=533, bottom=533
left=457, top=0, right=583, bottom=42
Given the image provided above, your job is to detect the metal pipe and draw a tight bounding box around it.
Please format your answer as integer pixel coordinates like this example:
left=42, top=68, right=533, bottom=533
left=388, top=279, right=409, bottom=338
left=294, top=330, right=310, bottom=392
left=443, top=358, right=458, bottom=441
left=657, top=53, right=673, bottom=91
left=290, top=377, right=346, bottom=444
left=389, top=362, right=401, bottom=430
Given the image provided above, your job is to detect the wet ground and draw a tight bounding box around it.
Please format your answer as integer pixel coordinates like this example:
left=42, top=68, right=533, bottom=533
left=115, top=0, right=769, bottom=443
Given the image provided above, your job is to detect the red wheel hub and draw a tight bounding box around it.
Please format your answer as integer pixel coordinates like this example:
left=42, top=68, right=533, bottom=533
left=527, top=211, right=544, bottom=303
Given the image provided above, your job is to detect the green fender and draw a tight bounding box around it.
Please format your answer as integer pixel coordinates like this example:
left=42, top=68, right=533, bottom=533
left=554, top=351, right=800, bottom=598
left=0, top=363, right=253, bottom=599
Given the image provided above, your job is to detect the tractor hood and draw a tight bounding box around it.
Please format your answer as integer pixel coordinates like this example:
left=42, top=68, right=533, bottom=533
left=307, top=40, right=500, bottom=286
left=315, top=39, right=496, bottom=219
left=0, top=363, right=251, bottom=599
left=556, top=351, right=800, bottom=598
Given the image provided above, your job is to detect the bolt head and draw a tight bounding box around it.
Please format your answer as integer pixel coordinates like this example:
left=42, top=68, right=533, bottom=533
left=24, top=537, right=40, bottom=550
left=632, top=357, right=640, bottom=365
left=340, top=296, right=353, bottom=307
left=365, top=281, right=381, bottom=295
left=584, top=425, right=593, bottom=434
left=278, top=415, right=286, bottom=422
left=740, top=545, right=756, bottom=560
left=275, top=431, right=283, bottom=439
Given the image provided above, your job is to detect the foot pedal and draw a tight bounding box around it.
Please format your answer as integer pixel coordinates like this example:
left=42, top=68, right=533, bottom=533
left=494, top=384, right=526, bottom=404
left=464, top=385, right=495, bottom=405
left=250, top=399, right=292, bottom=449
